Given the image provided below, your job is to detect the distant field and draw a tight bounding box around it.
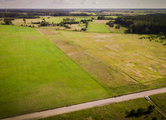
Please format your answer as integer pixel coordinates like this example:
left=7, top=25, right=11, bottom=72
left=38, top=28, right=166, bottom=96
left=87, top=22, right=109, bottom=33
left=43, top=16, right=98, bottom=24
left=40, top=97, right=164, bottom=120
left=0, top=25, right=109, bottom=118
left=12, top=18, right=41, bottom=26
left=106, top=24, right=128, bottom=33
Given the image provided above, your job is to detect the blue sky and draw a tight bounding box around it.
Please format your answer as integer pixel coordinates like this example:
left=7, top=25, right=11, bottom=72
left=0, top=0, right=166, bottom=9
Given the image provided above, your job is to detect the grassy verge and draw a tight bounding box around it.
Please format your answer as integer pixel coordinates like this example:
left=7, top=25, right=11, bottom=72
left=150, top=93, right=166, bottom=113
left=40, top=97, right=164, bottom=120
left=0, top=25, right=109, bottom=118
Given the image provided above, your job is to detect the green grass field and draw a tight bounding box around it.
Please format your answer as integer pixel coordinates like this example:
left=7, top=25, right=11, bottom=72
left=40, top=97, right=164, bottom=120
left=0, top=25, right=109, bottom=118
left=43, top=16, right=98, bottom=24
left=87, top=22, right=109, bottom=33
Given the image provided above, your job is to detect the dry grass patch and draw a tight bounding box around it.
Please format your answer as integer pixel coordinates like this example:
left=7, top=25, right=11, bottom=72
left=94, top=20, right=110, bottom=23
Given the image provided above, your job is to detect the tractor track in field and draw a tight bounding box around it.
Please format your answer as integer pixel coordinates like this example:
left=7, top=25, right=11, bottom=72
left=2, top=87, right=166, bottom=120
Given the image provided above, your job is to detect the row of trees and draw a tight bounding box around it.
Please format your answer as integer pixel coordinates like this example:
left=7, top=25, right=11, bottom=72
left=1, top=18, right=14, bottom=25
left=114, top=14, right=166, bottom=34
left=126, top=105, right=155, bottom=118
left=97, top=16, right=115, bottom=20
left=106, top=21, right=114, bottom=27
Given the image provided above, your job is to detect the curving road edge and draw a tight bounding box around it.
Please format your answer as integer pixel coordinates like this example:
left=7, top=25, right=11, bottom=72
left=1, top=87, right=166, bottom=120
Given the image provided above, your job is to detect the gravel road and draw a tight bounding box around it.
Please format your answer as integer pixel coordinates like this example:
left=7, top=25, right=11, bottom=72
left=2, top=87, right=166, bottom=120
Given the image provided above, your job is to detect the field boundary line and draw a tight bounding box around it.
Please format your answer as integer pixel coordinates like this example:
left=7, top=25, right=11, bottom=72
left=1, top=87, right=166, bottom=120
left=36, top=28, right=44, bottom=35
left=148, top=100, right=166, bottom=117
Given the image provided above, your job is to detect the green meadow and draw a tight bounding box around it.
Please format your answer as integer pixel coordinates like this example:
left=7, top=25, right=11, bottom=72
left=0, top=25, right=109, bottom=118
left=87, top=22, right=110, bottom=33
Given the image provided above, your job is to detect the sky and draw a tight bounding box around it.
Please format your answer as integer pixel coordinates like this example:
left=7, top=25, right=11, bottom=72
left=0, top=0, right=166, bottom=9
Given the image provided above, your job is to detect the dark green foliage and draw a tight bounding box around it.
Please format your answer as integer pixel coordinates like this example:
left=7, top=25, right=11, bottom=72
left=85, top=21, right=89, bottom=28
left=63, top=18, right=76, bottom=22
left=126, top=105, right=155, bottom=118
left=115, top=15, right=166, bottom=34
left=0, top=13, right=40, bottom=19
left=40, top=20, right=49, bottom=26
left=64, top=24, right=71, bottom=29
left=106, top=21, right=114, bottom=27
left=4, top=19, right=13, bottom=25
left=115, top=25, right=120, bottom=29
left=152, top=117, right=157, bottom=120
left=81, top=28, right=87, bottom=31
left=62, top=21, right=79, bottom=24
left=98, top=16, right=114, bottom=20
left=23, top=18, right=26, bottom=23
left=163, top=43, right=166, bottom=46
left=80, top=19, right=92, bottom=23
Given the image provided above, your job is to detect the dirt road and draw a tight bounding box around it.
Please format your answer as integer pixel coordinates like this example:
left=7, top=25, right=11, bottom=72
left=2, top=87, right=166, bottom=120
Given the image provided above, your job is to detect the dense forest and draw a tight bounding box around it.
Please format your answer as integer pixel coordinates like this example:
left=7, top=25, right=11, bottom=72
left=0, top=13, right=40, bottom=19
left=114, top=14, right=166, bottom=34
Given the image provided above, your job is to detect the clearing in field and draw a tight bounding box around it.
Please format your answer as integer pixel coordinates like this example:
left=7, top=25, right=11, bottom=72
left=87, top=22, right=110, bottom=33
left=0, top=25, right=109, bottom=119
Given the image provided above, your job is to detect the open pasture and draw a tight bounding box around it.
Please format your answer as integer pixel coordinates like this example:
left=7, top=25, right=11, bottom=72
left=38, top=28, right=166, bottom=95
left=0, top=25, right=109, bottom=118
left=87, top=22, right=109, bottom=33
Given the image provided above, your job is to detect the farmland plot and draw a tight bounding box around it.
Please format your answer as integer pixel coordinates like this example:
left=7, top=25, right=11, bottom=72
left=38, top=28, right=166, bottom=96
left=0, top=25, right=109, bottom=118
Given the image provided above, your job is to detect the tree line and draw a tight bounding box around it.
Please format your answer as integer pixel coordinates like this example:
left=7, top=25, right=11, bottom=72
left=97, top=16, right=115, bottom=20
left=126, top=105, right=155, bottom=118
left=114, top=14, right=166, bottom=34
left=0, top=13, right=40, bottom=19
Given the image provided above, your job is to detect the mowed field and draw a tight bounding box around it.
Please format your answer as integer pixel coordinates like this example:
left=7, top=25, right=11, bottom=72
left=87, top=21, right=110, bottom=33
left=0, top=25, right=109, bottom=118
left=38, top=26, right=166, bottom=95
